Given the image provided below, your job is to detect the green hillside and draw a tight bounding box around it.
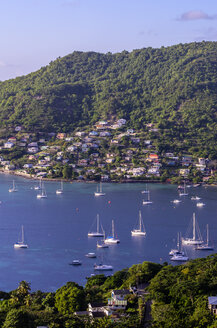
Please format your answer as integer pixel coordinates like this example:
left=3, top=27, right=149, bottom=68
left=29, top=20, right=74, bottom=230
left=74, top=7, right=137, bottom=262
left=1, top=41, right=217, bottom=157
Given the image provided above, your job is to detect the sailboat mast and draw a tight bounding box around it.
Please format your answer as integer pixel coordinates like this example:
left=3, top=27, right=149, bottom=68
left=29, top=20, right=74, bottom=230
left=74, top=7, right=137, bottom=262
left=97, top=214, right=99, bottom=233
left=207, top=224, right=209, bottom=245
left=193, top=213, right=196, bottom=241
left=21, top=225, right=24, bottom=243
left=139, top=211, right=142, bottom=231
left=112, top=220, right=114, bottom=238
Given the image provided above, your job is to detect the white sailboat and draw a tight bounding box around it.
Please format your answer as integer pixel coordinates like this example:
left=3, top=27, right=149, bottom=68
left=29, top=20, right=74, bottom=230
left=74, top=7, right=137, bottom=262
left=131, top=210, right=146, bottom=236
left=37, top=182, right=47, bottom=199
left=182, top=213, right=203, bottom=245
left=88, top=214, right=104, bottom=237
left=179, top=181, right=188, bottom=196
left=104, top=220, right=120, bottom=244
left=14, top=226, right=28, bottom=249
left=141, top=184, right=149, bottom=194
left=169, top=233, right=184, bottom=256
left=170, top=233, right=188, bottom=261
left=9, top=180, right=18, bottom=193
left=97, top=231, right=109, bottom=248
left=34, top=178, right=42, bottom=190
left=196, top=224, right=214, bottom=250
left=142, top=190, right=153, bottom=205
left=56, top=181, right=63, bottom=194
left=94, top=183, right=105, bottom=197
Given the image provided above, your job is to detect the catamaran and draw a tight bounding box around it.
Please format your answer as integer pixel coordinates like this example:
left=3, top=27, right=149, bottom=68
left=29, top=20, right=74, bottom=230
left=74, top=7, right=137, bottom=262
left=142, top=190, right=153, bottom=205
left=94, top=182, right=105, bottom=197
left=37, top=182, right=47, bottom=199
left=104, top=220, right=120, bottom=244
left=131, top=210, right=146, bottom=236
left=9, top=180, right=18, bottom=193
left=196, top=224, right=214, bottom=250
left=97, top=231, right=109, bottom=248
left=88, top=214, right=104, bottom=237
left=169, top=232, right=184, bottom=256
left=170, top=232, right=188, bottom=261
left=14, top=226, right=28, bottom=249
left=56, top=181, right=63, bottom=194
left=182, top=213, right=203, bottom=245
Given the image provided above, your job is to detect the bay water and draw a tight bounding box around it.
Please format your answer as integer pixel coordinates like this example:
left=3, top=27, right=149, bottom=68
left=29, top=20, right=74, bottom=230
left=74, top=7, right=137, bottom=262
left=0, top=174, right=216, bottom=292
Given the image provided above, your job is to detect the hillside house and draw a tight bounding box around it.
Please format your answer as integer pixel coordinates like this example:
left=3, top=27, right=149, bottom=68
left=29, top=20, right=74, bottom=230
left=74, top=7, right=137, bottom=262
left=4, top=142, right=14, bottom=149
left=208, top=297, right=217, bottom=315
left=56, top=133, right=66, bottom=140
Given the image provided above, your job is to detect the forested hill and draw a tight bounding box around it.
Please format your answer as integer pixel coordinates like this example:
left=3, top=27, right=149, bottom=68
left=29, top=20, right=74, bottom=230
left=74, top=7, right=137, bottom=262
left=1, top=41, right=217, bottom=156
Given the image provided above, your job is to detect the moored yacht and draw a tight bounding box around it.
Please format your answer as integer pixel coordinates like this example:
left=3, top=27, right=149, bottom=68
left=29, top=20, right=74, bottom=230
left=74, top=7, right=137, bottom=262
left=14, top=226, right=28, bottom=249
left=88, top=214, right=104, bottom=237
left=131, top=210, right=146, bottom=236
left=182, top=213, right=203, bottom=245
left=104, top=220, right=120, bottom=244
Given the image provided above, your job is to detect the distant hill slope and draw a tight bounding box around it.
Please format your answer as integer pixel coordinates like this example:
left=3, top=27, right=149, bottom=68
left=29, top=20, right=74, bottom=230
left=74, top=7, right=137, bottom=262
left=0, top=41, right=217, bottom=157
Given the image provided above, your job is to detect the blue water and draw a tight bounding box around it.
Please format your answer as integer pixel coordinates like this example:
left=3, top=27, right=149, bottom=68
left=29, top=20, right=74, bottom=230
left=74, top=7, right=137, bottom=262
left=0, top=174, right=216, bottom=292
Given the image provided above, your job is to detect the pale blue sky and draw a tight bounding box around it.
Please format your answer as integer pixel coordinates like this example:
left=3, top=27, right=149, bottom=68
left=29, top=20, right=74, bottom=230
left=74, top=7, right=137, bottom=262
left=0, top=0, right=217, bottom=80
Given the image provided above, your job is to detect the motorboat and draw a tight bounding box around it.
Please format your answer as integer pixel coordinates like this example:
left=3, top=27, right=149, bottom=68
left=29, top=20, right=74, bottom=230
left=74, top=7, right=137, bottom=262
left=86, top=252, right=97, bottom=258
left=196, top=202, right=205, bottom=207
left=69, top=260, right=82, bottom=266
left=94, top=264, right=113, bottom=271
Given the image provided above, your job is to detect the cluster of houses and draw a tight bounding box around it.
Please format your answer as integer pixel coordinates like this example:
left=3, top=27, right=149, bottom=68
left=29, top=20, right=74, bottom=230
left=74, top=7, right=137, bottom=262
left=0, top=120, right=213, bottom=183
left=75, top=288, right=133, bottom=321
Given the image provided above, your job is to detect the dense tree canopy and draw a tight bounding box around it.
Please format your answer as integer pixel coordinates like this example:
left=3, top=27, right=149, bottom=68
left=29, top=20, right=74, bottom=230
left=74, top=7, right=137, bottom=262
left=0, top=42, right=217, bottom=156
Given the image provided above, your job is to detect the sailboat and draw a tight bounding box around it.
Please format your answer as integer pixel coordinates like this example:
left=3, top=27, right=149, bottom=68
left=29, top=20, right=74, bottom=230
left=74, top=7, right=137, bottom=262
left=169, top=232, right=184, bottom=256
left=97, top=230, right=109, bottom=248
left=34, top=178, right=42, bottom=190
left=56, top=181, right=63, bottom=194
left=14, top=226, right=28, bottom=249
left=94, top=183, right=105, bottom=197
left=182, top=213, right=203, bottom=245
left=196, top=224, right=214, bottom=250
left=37, top=182, right=47, bottom=199
left=141, top=184, right=149, bottom=194
left=142, top=190, right=153, bottom=205
left=9, top=180, right=18, bottom=193
left=179, top=181, right=188, bottom=196
left=170, top=232, right=188, bottom=261
left=131, top=210, right=146, bottom=236
left=88, top=214, right=104, bottom=237
left=104, top=220, right=120, bottom=244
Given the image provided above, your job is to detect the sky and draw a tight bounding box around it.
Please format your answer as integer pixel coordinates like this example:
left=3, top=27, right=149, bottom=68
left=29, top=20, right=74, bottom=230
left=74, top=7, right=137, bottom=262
left=0, top=0, right=217, bottom=81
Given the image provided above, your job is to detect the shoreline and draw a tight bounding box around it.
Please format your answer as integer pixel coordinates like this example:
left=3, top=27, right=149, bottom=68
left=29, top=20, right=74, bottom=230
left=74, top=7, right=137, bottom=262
left=0, top=169, right=212, bottom=187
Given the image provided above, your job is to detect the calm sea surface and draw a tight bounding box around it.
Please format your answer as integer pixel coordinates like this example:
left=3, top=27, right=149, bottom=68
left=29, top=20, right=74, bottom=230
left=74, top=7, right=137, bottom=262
left=0, top=174, right=216, bottom=292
